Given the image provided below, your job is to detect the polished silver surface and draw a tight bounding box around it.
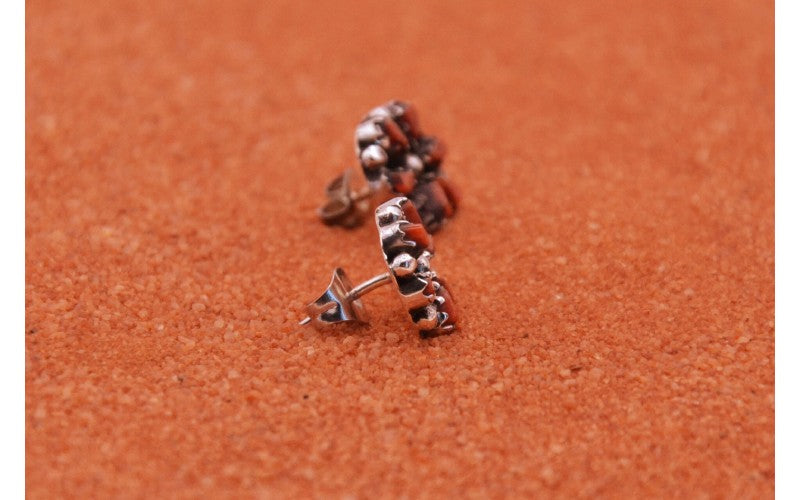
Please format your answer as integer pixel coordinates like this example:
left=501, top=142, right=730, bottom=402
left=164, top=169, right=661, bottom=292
left=375, top=197, right=455, bottom=335
left=301, top=196, right=457, bottom=337
left=317, top=169, right=372, bottom=228
left=316, top=100, right=458, bottom=233
left=360, top=144, right=388, bottom=170
left=299, top=269, right=391, bottom=327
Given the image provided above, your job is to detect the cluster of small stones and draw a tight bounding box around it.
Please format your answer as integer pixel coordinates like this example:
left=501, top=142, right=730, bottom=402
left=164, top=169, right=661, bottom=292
left=356, top=100, right=460, bottom=233
left=376, top=197, right=457, bottom=337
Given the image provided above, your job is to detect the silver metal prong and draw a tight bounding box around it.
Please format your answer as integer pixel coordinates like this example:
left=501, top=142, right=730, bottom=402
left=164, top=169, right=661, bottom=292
left=300, top=269, right=393, bottom=328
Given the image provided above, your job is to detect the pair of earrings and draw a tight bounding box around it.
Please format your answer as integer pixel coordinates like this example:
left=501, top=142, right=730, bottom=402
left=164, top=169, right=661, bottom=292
left=300, top=101, right=460, bottom=338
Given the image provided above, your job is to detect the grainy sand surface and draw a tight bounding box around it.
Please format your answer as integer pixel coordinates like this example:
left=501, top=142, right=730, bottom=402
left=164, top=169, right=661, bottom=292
left=26, top=1, right=774, bottom=497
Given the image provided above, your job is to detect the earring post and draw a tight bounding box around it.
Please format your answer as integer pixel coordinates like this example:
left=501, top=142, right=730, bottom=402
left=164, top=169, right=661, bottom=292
left=347, top=272, right=392, bottom=299
left=298, top=272, right=392, bottom=326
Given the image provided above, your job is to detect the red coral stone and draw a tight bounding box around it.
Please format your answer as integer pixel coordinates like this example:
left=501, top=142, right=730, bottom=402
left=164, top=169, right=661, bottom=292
left=401, top=198, right=424, bottom=225
left=436, top=177, right=461, bottom=211
left=380, top=117, right=410, bottom=150
left=389, top=170, right=417, bottom=194
left=403, top=223, right=433, bottom=251
left=426, top=179, right=456, bottom=218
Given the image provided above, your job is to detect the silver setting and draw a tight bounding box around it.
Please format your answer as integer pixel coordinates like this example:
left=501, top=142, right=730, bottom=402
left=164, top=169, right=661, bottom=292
left=299, top=269, right=390, bottom=328
left=405, top=153, right=424, bottom=173
left=360, top=144, right=388, bottom=170
left=300, top=197, right=457, bottom=337
left=355, top=121, right=385, bottom=148
left=317, top=169, right=371, bottom=228
left=315, top=100, right=458, bottom=233
left=389, top=253, right=417, bottom=277
left=375, top=197, right=455, bottom=335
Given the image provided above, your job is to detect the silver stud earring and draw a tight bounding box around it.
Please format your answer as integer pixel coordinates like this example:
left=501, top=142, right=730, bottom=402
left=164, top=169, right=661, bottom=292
left=301, top=196, right=457, bottom=337
left=317, top=100, right=460, bottom=234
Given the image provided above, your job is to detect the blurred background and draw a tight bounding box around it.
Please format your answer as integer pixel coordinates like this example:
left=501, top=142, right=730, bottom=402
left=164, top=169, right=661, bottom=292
left=26, top=1, right=773, bottom=497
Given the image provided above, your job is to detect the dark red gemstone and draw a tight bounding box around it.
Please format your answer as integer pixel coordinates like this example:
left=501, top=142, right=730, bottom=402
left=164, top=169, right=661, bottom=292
left=380, top=117, right=409, bottom=150
left=403, top=223, right=432, bottom=251
left=436, top=177, right=460, bottom=211
left=388, top=170, right=416, bottom=194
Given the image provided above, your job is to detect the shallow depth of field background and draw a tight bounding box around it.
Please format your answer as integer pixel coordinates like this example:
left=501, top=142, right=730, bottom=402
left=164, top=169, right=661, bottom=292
left=26, top=1, right=773, bottom=497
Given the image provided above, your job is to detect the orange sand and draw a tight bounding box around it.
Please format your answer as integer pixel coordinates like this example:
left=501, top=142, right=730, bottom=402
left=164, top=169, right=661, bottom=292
left=26, top=1, right=774, bottom=497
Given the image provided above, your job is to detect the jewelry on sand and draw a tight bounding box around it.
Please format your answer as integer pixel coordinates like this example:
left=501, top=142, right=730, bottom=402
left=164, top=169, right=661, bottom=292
left=301, top=196, right=457, bottom=337
left=318, top=100, right=460, bottom=233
